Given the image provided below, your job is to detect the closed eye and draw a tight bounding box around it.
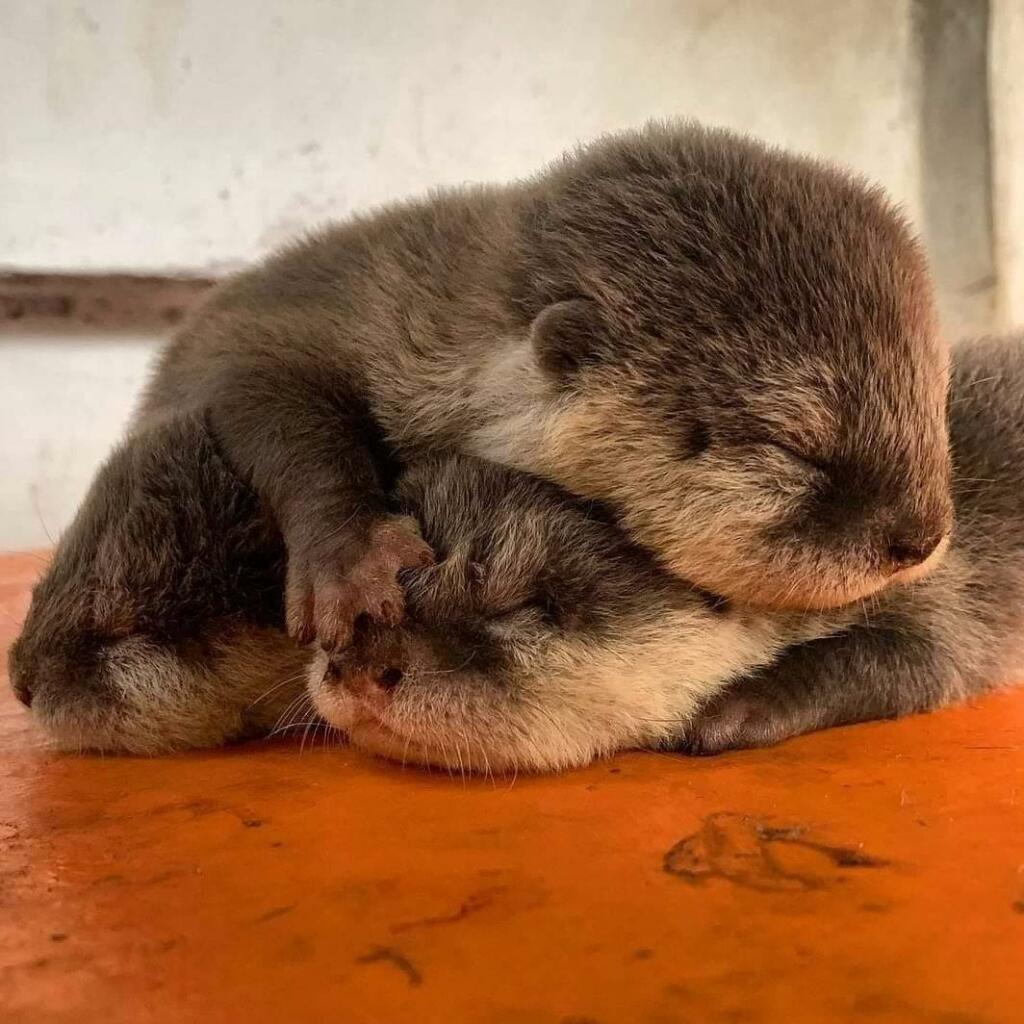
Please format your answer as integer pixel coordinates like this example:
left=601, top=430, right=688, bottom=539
left=486, top=596, right=561, bottom=631
left=687, top=420, right=712, bottom=457
left=770, top=442, right=831, bottom=476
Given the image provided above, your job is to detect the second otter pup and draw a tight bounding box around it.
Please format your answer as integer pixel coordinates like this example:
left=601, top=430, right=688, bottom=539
left=7, top=415, right=307, bottom=754
left=10, top=336, right=1024, bottom=769
left=308, top=333, right=1024, bottom=768
left=140, top=120, right=952, bottom=653
left=7, top=419, right=826, bottom=759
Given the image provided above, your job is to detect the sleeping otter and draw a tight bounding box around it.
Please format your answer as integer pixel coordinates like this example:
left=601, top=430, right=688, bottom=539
left=138, top=120, right=951, bottom=655
left=9, top=335, right=1023, bottom=769
left=6, top=415, right=306, bottom=753
left=682, top=332, right=1024, bottom=753
left=5, top=412, right=828, bottom=758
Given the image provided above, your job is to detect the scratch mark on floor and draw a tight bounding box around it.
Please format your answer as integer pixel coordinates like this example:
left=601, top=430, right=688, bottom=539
left=664, top=812, right=889, bottom=892
left=390, top=886, right=505, bottom=933
left=253, top=904, right=295, bottom=924
left=355, top=946, right=422, bottom=987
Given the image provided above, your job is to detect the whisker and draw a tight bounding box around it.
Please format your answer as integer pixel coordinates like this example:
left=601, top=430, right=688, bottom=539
left=416, top=654, right=477, bottom=678
left=300, top=710, right=322, bottom=753
left=272, top=691, right=317, bottom=737
left=246, top=670, right=309, bottom=709
left=31, top=487, right=55, bottom=546
left=268, top=720, right=323, bottom=737
left=270, top=691, right=309, bottom=735
left=456, top=736, right=467, bottom=786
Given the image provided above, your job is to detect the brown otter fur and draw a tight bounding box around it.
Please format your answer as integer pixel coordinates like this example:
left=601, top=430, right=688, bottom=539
left=9, top=335, right=1023, bottom=768
left=7, top=415, right=308, bottom=753
left=681, top=332, right=1024, bottom=752
left=137, top=120, right=952, bottom=654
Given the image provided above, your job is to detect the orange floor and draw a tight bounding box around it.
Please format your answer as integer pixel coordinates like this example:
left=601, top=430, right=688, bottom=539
left=1, top=551, right=1022, bottom=1024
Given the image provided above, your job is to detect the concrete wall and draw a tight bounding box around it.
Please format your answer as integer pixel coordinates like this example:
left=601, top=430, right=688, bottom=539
left=991, top=0, right=1024, bottom=328
left=0, top=331, right=158, bottom=551
left=2, top=0, right=922, bottom=274
left=0, top=0, right=1019, bottom=549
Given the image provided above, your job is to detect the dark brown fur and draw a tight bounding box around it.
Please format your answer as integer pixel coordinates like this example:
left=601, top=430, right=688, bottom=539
left=9, top=336, right=1024, bottom=767
left=683, top=332, right=1024, bottom=752
left=7, top=415, right=307, bottom=753
left=137, top=121, right=951, bottom=654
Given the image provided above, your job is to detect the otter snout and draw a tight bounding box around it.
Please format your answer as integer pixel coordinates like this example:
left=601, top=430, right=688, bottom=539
left=321, top=615, right=407, bottom=708
left=8, top=631, right=115, bottom=714
left=8, top=641, right=35, bottom=708
left=885, top=528, right=951, bottom=587
left=327, top=661, right=405, bottom=705
left=887, top=536, right=942, bottom=571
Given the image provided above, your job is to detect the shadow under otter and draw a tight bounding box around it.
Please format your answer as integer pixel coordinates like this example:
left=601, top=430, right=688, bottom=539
left=8, top=336, right=1024, bottom=771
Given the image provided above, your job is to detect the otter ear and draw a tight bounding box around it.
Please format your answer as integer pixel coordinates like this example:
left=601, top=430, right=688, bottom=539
left=529, top=299, right=606, bottom=381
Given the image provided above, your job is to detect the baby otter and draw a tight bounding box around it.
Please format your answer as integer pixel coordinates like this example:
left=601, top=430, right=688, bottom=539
left=7, top=415, right=308, bottom=754
left=9, top=334, right=1023, bottom=768
left=7, top=414, right=825, bottom=758
left=682, top=331, right=1024, bottom=753
left=311, top=458, right=834, bottom=771
left=315, top=334, right=1024, bottom=768
left=138, top=120, right=951, bottom=654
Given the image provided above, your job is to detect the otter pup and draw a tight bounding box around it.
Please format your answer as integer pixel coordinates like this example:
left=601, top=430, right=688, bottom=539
left=7, top=415, right=309, bottom=754
left=7, top=415, right=826, bottom=758
left=681, top=332, right=1024, bottom=753
left=138, top=120, right=952, bottom=654
left=313, top=335, right=1024, bottom=768
left=10, top=335, right=1024, bottom=768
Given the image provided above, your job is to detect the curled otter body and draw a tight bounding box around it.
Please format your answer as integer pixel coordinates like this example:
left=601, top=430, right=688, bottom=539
left=310, top=458, right=831, bottom=771
left=139, top=120, right=951, bottom=657
left=314, top=334, right=1024, bottom=767
left=9, top=335, right=1024, bottom=769
left=683, top=332, right=1024, bottom=753
left=7, top=416, right=308, bottom=754
left=7, top=416, right=823, bottom=759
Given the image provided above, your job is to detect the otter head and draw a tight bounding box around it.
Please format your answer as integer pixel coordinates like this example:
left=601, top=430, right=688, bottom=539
left=8, top=415, right=307, bottom=753
left=309, top=457, right=830, bottom=773
left=485, top=122, right=952, bottom=611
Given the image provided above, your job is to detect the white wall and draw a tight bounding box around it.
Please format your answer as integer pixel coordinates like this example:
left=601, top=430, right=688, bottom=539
left=0, top=331, right=161, bottom=551
left=1, top=0, right=921, bottom=274
left=1, top=0, right=1016, bottom=550
left=991, top=0, right=1024, bottom=328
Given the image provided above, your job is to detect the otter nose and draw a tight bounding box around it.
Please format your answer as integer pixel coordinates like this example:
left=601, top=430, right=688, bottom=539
left=887, top=532, right=945, bottom=573
left=324, top=614, right=406, bottom=702
left=377, top=667, right=404, bottom=690
left=11, top=670, right=34, bottom=708
left=336, top=665, right=403, bottom=699
left=7, top=643, right=35, bottom=708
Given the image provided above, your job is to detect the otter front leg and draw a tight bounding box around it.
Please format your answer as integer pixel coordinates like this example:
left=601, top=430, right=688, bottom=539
left=284, top=511, right=433, bottom=648
left=141, top=315, right=434, bottom=651
left=679, top=621, right=958, bottom=754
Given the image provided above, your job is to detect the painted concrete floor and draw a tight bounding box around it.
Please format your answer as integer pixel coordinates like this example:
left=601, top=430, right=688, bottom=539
left=1, top=551, right=1022, bottom=1023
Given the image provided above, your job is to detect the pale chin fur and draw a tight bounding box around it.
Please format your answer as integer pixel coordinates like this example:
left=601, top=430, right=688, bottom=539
left=671, top=533, right=952, bottom=613
left=305, top=606, right=833, bottom=775
left=32, top=632, right=310, bottom=756
left=33, top=641, right=230, bottom=756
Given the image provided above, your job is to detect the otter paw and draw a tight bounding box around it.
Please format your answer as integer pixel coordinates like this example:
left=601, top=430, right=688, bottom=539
left=678, top=692, right=809, bottom=755
left=286, top=515, right=434, bottom=651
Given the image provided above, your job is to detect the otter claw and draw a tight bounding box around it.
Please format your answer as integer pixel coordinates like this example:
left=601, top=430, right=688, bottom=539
left=286, top=516, right=434, bottom=652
